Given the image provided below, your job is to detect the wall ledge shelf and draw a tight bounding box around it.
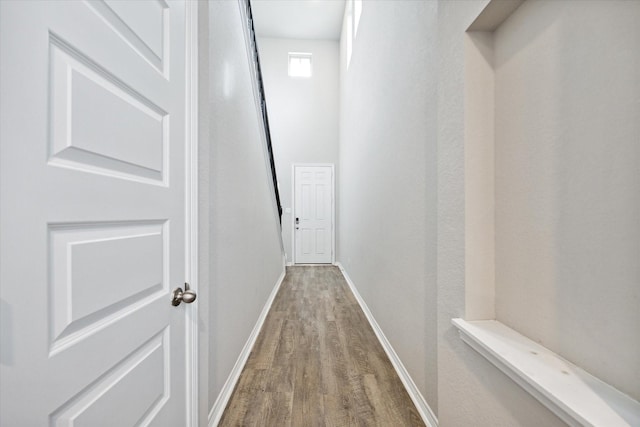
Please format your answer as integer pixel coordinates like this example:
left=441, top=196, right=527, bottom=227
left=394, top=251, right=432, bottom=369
left=452, top=318, right=640, bottom=427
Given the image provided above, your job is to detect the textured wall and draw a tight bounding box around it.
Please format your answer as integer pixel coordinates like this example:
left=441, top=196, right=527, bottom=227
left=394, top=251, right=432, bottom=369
left=338, top=0, right=438, bottom=410
left=197, top=1, right=211, bottom=421
left=205, top=0, right=285, bottom=413
left=493, top=0, right=640, bottom=401
left=437, top=1, right=567, bottom=425
left=464, top=30, right=496, bottom=321
left=257, top=38, right=340, bottom=263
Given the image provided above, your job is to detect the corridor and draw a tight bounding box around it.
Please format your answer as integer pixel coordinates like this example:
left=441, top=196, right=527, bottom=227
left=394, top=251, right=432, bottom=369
left=219, top=266, right=425, bottom=426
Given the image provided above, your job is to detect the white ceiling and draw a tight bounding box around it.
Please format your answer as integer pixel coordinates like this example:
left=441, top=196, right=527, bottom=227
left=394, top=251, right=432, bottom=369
left=251, top=0, right=346, bottom=41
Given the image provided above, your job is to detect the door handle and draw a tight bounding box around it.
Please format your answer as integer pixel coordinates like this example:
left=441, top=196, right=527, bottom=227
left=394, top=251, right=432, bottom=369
left=172, top=282, right=197, bottom=306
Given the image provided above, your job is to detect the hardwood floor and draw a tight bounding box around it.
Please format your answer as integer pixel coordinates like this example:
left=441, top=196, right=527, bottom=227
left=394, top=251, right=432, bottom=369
left=218, top=266, right=425, bottom=427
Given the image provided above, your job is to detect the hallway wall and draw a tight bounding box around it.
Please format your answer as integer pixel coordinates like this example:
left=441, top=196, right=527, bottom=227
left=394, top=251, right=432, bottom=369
left=338, top=0, right=438, bottom=411
left=202, top=0, right=285, bottom=414
left=339, top=0, right=607, bottom=425
left=437, top=1, right=640, bottom=425
left=257, top=37, right=340, bottom=264
left=437, top=1, right=565, bottom=426
left=492, top=0, right=640, bottom=401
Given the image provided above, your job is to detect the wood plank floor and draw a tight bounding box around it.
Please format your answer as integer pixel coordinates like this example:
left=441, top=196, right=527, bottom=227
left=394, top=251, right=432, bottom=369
left=218, top=266, right=425, bottom=427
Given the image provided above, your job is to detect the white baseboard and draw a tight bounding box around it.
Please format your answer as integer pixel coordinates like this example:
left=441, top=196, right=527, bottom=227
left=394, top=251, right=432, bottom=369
left=335, top=262, right=439, bottom=427
left=207, top=268, right=287, bottom=426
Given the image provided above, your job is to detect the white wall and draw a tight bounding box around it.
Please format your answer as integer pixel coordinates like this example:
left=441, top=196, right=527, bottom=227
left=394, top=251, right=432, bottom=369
left=257, top=38, right=340, bottom=263
left=202, top=0, right=285, bottom=414
left=338, top=0, right=438, bottom=411
left=438, top=1, right=566, bottom=425
left=339, top=0, right=636, bottom=425
left=464, top=30, right=496, bottom=321
left=493, top=0, right=640, bottom=401
left=197, top=2, right=211, bottom=422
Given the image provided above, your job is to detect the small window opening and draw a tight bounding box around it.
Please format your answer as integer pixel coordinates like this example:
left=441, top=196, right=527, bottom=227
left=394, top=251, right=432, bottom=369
left=354, top=0, right=362, bottom=37
left=288, top=52, right=312, bottom=78
left=346, top=2, right=353, bottom=68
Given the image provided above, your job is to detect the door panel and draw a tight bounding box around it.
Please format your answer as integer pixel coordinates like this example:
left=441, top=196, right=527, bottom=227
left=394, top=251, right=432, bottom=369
left=49, top=32, right=167, bottom=184
left=50, top=329, right=169, bottom=427
left=0, top=1, right=190, bottom=425
left=294, top=166, right=334, bottom=264
left=85, top=0, right=168, bottom=74
left=48, top=221, right=167, bottom=355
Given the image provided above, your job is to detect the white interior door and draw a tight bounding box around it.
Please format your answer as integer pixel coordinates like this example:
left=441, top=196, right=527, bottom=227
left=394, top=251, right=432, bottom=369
left=294, top=165, right=334, bottom=264
left=0, top=1, right=194, bottom=425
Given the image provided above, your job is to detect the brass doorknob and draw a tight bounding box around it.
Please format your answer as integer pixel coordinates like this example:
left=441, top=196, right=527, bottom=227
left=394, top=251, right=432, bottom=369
left=172, top=282, right=197, bottom=306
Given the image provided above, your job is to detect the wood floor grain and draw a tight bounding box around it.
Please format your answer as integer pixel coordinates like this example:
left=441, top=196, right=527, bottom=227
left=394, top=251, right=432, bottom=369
left=218, top=266, right=425, bottom=427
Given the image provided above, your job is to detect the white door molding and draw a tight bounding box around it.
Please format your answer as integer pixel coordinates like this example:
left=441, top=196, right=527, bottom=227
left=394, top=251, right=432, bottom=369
left=185, top=1, right=199, bottom=425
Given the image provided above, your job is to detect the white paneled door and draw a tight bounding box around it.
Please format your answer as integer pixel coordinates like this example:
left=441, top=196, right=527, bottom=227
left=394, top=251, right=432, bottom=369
left=0, top=1, right=196, bottom=426
left=294, top=165, right=334, bottom=264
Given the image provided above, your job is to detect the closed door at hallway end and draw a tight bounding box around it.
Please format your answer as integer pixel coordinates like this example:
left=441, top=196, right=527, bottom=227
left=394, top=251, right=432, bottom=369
left=293, top=165, right=334, bottom=264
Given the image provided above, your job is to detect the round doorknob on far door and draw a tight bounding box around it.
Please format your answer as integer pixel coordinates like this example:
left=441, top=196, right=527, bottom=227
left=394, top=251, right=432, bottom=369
left=172, top=282, right=197, bottom=306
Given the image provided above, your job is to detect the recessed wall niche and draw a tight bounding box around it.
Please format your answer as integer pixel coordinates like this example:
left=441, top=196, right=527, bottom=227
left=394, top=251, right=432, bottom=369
left=462, top=0, right=640, bottom=413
